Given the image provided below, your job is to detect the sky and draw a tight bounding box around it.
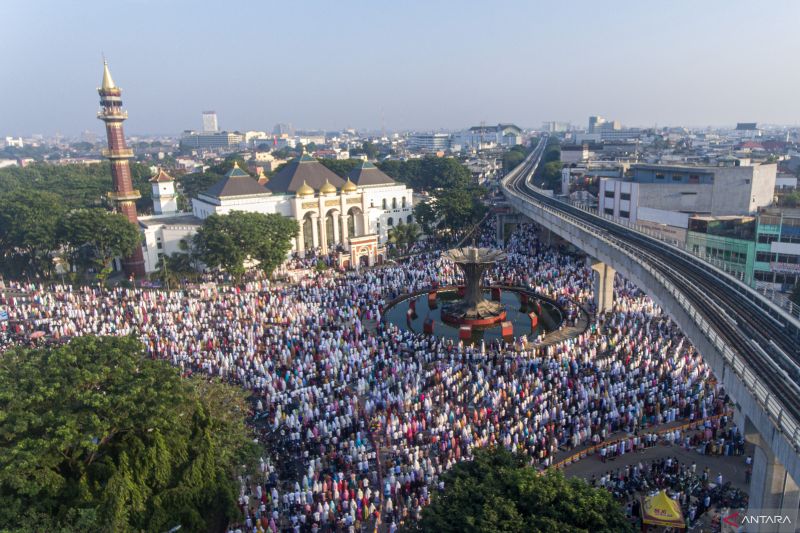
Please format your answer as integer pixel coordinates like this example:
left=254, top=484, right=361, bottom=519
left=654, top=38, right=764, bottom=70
left=2, top=0, right=799, bottom=136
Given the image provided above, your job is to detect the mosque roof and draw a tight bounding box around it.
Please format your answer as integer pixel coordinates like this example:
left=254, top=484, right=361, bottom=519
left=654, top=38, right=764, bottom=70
left=203, top=162, right=270, bottom=198
left=101, top=60, right=116, bottom=90
left=266, top=153, right=345, bottom=194
left=149, top=169, right=174, bottom=183
left=347, top=161, right=396, bottom=186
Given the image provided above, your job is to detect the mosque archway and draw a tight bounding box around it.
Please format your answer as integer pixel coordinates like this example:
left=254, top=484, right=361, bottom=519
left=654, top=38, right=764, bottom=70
left=302, top=213, right=314, bottom=250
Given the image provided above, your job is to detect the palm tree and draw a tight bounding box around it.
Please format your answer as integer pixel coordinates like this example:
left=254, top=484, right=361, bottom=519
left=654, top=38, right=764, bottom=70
left=401, top=222, right=422, bottom=250
left=388, top=223, right=422, bottom=252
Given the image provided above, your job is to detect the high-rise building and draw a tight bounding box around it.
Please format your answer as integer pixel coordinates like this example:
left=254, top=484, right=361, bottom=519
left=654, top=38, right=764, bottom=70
left=588, top=116, right=605, bottom=133
left=202, top=110, right=219, bottom=132
left=97, top=60, right=146, bottom=278
left=408, top=133, right=451, bottom=152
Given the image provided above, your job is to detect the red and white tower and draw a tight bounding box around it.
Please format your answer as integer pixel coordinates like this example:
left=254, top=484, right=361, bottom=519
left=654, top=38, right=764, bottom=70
left=97, top=60, right=146, bottom=278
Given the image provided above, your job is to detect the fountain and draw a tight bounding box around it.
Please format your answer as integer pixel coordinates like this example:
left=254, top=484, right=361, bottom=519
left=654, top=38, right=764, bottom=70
left=440, top=246, right=508, bottom=326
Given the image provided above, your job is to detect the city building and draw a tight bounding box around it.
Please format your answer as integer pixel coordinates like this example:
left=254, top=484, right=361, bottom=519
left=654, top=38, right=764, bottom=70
left=202, top=111, right=218, bottom=132
left=597, top=161, right=777, bottom=240
left=542, top=121, right=570, bottom=133
left=754, top=207, right=800, bottom=291
left=452, top=124, right=522, bottom=149
left=3, top=137, right=23, bottom=148
left=588, top=115, right=620, bottom=134
left=686, top=216, right=756, bottom=283
left=96, top=61, right=147, bottom=277
left=179, top=130, right=244, bottom=151
left=735, top=122, right=761, bottom=139
left=560, top=144, right=589, bottom=165
left=408, top=133, right=451, bottom=152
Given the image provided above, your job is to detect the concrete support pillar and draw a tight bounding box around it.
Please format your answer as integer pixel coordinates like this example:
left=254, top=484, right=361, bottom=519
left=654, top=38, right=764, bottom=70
left=746, top=419, right=800, bottom=532
left=340, top=214, right=349, bottom=249
left=542, top=227, right=552, bottom=247
left=361, top=213, right=369, bottom=237
left=590, top=259, right=615, bottom=313
left=296, top=234, right=304, bottom=256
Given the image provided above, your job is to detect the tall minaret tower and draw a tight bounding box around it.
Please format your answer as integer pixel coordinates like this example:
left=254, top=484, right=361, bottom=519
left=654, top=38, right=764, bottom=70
left=97, top=60, right=146, bottom=278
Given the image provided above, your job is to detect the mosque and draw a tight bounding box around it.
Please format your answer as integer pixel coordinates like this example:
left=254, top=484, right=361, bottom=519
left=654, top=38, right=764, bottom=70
left=97, top=60, right=415, bottom=275
left=141, top=157, right=414, bottom=271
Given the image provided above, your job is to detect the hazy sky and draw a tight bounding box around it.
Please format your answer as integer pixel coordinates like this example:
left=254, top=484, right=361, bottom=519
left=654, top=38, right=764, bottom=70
left=3, top=0, right=799, bottom=136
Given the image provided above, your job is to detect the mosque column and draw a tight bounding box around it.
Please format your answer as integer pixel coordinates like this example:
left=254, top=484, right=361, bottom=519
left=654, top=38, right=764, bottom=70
left=318, top=215, right=328, bottom=254
left=332, top=213, right=340, bottom=245
left=361, top=212, right=370, bottom=235
left=296, top=231, right=304, bottom=256
left=340, top=214, right=349, bottom=249
left=311, top=214, right=320, bottom=249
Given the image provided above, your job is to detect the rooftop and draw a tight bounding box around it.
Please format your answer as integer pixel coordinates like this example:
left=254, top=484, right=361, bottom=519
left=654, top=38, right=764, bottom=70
left=267, top=154, right=345, bottom=194
left=347, top=161, right=396, bottom=187
left=139, top=214, right=202, bottom=228
left=202, top=163, right=270, bottom=198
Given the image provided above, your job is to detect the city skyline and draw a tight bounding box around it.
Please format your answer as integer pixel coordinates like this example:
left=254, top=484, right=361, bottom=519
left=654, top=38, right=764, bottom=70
left=3, top=0, right=800, bottom=136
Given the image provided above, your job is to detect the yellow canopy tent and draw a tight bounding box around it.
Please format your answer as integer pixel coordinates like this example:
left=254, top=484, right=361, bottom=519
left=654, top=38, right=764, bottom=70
left=642, top=490, right=685, bottom=530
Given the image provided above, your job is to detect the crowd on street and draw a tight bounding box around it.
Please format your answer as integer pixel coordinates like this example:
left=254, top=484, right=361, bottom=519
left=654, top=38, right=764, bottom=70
left=0, top=222, right=732, bottom=532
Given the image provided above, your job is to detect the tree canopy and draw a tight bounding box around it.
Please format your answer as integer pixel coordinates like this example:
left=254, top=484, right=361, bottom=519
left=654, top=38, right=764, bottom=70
left=193, top=211, right=299, bottom=280
left=533, top=138, right=563, bottom=190
left=318, top=158, right=362, bottom=178
left=0, top=190, right=66, bottom=278
left=388, top=222, right=422, bottom=251
left=502, top=144, right=532, bottom=172
left=0, top=162, right=154, bottom=213
left=379, top=157, right=472, bottom=191
left=0, top=336, right=257, bottom=533
left=413, top=184, right=487, bottom=238
left=61, top=209, right=141, bottom=284
left=413, top=447, right=633, bottom=533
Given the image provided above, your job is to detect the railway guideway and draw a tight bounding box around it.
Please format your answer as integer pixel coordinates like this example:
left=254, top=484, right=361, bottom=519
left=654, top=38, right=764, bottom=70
left=502, top=139, right=800, bottom=532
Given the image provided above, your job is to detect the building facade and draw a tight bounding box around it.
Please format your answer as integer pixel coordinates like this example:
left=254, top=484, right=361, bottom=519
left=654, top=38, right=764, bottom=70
left=202, top=111, right=218, bottom=132
left=138, top=157, right=414, bottom=272
left=686, top=216, right=756, bottom=283
left=754, top=207, right=800, bottom=290
left=179, top=131, right=244, bottom=150
left=408, top=133, right=451, bottom=152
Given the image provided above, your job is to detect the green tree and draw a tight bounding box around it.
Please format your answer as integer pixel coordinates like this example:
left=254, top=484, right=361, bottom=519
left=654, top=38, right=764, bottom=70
left=193, top=211, right=299, bottom=281
left=70, top=141, right=94, bottom=152
left=207, top=155, right=251, bottom=176
left=388, top=222, right=422, bottom=251
left=778, top=191, right=800, bottom=208
left=0, top=162, right=154, bottom=212
left=502, top=144, right=531, bottom=172
left=361, top=141, right=379, bottom=160
left=379, top=157, right=471, bottom=191
left=318, top=158, right=361, bottom=178
left=434, top=185, right=487, bottom=231
left=413, top=447, right=632, bottom=533
left=0, top=336, right=257, bottom=533
left=0, top=190, right=65, bottom=278
left=412, top=200, right=438, bottom=235
left=154, top=239, right=201, bottom=287
left=539, top=161, right=564, bottom=190
left=177, top=170, right=223, bottom=200
left=61, top=209, right=141, bottom=284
